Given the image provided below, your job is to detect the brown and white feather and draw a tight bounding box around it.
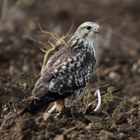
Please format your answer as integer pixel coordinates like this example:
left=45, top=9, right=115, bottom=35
left=22, top=21, right=99, bottom=114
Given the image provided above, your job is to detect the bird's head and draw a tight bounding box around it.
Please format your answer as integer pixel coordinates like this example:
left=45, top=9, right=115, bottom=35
left=74, top=22, right=100, bottom=41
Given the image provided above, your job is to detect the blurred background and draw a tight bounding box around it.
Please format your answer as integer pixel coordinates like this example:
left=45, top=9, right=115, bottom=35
left=0, top=0, right=140, bottom=139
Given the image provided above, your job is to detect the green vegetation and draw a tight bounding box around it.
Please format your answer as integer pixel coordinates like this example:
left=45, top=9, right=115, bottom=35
left=103, top=86, right=114, bottom=105
left=14, top=74, right=36, bottom=89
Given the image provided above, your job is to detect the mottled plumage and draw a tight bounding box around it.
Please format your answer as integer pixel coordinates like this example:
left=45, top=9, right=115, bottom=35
left=22, top=21, right=100, bottom=115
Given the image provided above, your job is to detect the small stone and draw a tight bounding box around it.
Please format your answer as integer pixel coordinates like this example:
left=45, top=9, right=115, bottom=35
left=98, top=130, right=116, bottom=140
left=110, top=124, right=117, bottom=132
left=22, top=65, right=29, bottom=72
left=132, top=59, right=140, bottom=73
left=128, top=137, right=135, bottom=140
left=54, top=135, right=64, bottom=140
left=36, top=135, right=44, bottom=140
left=85, top=123, right=93, bottom=130
left=117, top=133, right=126, bottom=140
left=109, top=72, right=120, bottom=81
left=22, top=0, right=35, bottom=7
left=0, top=37, right=3, bottom=43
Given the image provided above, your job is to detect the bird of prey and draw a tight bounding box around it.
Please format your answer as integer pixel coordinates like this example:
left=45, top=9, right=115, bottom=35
left=22, top=21, right=100, bottom=115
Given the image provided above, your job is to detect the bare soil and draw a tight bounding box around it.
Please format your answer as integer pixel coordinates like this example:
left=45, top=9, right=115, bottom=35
left=0, top=0, right=140, bottom=140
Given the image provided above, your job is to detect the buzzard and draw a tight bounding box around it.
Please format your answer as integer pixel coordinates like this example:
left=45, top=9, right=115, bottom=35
left=22, top=22, right=100, bottom=115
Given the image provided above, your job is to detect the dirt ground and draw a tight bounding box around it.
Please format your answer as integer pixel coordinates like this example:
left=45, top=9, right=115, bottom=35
left=0, top=0, right=140, bottom=140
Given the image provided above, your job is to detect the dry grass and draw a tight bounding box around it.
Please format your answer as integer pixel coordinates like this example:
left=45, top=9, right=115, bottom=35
left=37, top=23, right=73, bottom=74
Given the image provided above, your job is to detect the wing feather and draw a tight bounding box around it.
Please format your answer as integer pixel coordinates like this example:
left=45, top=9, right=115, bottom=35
left=32, top=39, right=96, bottom=99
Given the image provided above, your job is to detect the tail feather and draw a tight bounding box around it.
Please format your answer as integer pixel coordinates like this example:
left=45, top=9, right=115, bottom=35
left=21, top=97, right=54, bottom=115
left=21, top=91, right=73, bottom=115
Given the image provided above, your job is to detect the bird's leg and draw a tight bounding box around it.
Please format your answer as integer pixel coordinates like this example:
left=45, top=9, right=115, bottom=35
left=55, top=99, right=73, bottom=118
left=48, top=104, right=56, bottom=113
left=43, top=103, right=56, bottom=120
left=55, top=99, right=64, bottom=116
left=43, top=100, right=64, bottom=120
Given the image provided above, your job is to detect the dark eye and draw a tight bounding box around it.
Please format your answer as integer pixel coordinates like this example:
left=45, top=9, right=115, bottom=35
left=86, top=26, right=91, bottom=30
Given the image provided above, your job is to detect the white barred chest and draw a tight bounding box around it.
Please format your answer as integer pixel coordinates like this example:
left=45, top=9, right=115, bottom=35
left=48, top=37, right=96, bottom=93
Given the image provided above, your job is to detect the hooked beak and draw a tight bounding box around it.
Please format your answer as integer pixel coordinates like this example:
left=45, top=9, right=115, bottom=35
left=94, top=30, right=99, bottom=35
